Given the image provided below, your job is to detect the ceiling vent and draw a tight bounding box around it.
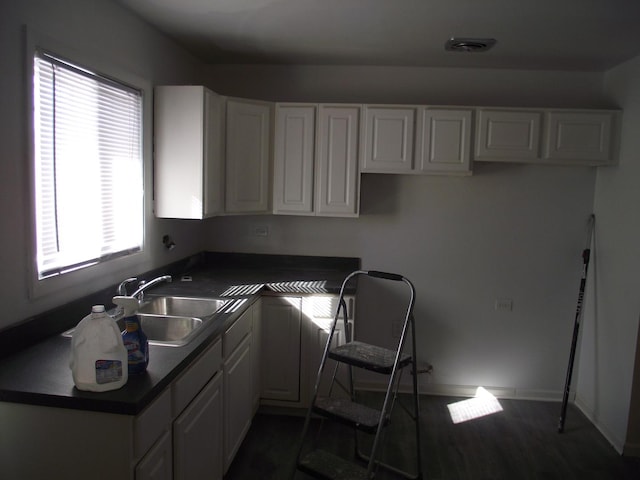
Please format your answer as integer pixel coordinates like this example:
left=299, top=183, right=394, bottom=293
left=445, top=37, right=497, bottom=53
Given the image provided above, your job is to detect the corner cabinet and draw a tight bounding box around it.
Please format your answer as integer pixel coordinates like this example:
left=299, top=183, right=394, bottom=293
left=361, top=105, right=472, bottom=175
left=273, top=104, right=360, bottom=217
left=260, top=294, right=355, bottom=409
left=225, top=98, right=273, bottom=214
left=474, top=107, right=620, bottom=166
left=154, top=86, right=226, bottom=219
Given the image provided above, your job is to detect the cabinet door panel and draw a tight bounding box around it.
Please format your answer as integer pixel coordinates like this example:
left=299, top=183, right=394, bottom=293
left=274, top=105, right=316, bottom=214
left=223, top=334, right=253, bottom=472
left=226, top=99, right=271, bottom=213
left=362, top=107, right=415, bottom=172
left=475, top=109, right=541, bottom=161
left=136, top=430, right=173, bottom=480
left=315, top=106, right=360, bottom=216
left=418, top=108, right=472, bottom=173
left=154, top=86, right=205, bottom=219
left=174, top=373, right=223, bottom=480
left=203, top=90, right=226, bottom=217
left=544, top=111, right=614, bottom=164
left=260, top=297, right=302, bottom=402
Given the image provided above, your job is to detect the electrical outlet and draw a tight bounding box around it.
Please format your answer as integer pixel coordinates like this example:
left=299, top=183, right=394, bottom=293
left=495, top=298, right=513, bottom=312
left=252, top=225, right=269, bottom=237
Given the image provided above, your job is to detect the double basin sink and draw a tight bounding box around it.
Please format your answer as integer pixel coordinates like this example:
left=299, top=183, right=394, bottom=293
left=64, top=296, right=230, bottom=347
left=133, top=296, right=230, bottom=347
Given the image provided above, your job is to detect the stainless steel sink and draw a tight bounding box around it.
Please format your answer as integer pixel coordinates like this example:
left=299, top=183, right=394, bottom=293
left=63, top=296, right=230, bottom=347
left=134, top=314, right=203, bottom=346
left=138, top=296, right=229, bottom=318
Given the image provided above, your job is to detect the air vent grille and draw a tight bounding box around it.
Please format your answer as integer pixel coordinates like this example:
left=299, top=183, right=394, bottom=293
left=445, top=37, right=497, bottom=53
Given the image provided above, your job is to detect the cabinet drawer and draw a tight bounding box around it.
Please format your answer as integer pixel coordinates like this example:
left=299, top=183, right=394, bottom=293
left=134, top=387, right=172, bottom=461
left=224, top=308, right=252, bottom=357
left=172, top=339, right=222, bottom=416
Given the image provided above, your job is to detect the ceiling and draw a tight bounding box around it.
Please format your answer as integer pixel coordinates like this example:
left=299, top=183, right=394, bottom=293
left=116, top=0, right=640, bottom=71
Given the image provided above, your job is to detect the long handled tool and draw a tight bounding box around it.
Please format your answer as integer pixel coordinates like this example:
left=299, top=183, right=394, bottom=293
left=558, top=214, right=595, bottom=433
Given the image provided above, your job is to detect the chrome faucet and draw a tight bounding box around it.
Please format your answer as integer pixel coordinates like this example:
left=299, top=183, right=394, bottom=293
left=130, top=275, right=172, bottom=302
left=117, top=277, right=138, bottom=296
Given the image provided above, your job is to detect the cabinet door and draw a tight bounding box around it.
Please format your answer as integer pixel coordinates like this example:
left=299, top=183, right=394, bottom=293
left=260, top=296, right=302, bottom=402
left=417, top=108, right=472, bottom=174
left=544, top=111, right=615, bottom=165
left=223, top=334, right=253, bottom=472
left=225, top=99, right=272, bottom=213
left=136, top=430, right=173, bottom=480
left=304, top=296, right=354, bottom=403
left=315, top=105, right=360, bottom=217
left=361, top=106, right=415, bottom=172
left=251, top=299, right=262, bottom=413
left=475, top=109, right=541, bottom=161
left=203, top=90, right=226, bottom=217
left=174, top=373, right=223, bottom=480
left=154, top=86, right=225, bottom=219
left=273, top=105, right=316, bottom=214
left=154, top=86, right=204, bottom=219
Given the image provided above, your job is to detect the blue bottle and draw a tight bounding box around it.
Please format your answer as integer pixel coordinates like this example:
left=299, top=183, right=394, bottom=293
left=113, top=295, right=149, bottom=375
left=122, top=314, right=149, bottom=374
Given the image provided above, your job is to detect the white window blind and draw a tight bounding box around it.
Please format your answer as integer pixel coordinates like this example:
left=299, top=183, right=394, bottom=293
left=33, top=51, right=143, bottom=279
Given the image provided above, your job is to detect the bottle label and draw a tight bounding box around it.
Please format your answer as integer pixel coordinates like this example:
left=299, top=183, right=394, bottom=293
left=95, top=360, right=123, bottom=384
left=124, top=338, right=148, bottom=374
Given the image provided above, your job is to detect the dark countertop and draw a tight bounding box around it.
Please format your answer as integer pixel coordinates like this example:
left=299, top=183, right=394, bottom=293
left=0, top=253, right=359, bottom=416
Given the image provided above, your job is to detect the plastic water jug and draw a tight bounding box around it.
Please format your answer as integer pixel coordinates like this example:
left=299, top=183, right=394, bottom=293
left=70, top=305, right=128, bottom=392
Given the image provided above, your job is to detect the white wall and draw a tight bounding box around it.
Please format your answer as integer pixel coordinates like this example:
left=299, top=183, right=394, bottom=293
left=202, top=64, right=609, bottom=400
left=0, top=0, right=206, bottom=329
left=576, top=55, right=640, bottom=453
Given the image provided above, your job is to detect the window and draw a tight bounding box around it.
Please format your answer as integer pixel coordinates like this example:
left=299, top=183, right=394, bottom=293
left=33, top=51, right=143, bottom=280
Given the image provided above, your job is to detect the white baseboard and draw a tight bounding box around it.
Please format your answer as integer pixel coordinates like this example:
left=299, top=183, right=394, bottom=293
left=354, top=380, right=563, bottom=402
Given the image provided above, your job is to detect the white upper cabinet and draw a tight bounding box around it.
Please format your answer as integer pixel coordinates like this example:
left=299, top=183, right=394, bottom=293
left=315, top=105, right=360, bottom=217
left=416, top=108, right=473, bottom=174
left=361, top=106, right=472, bottom=175
left=273, top=103, right=360, bottom=217
left=154, top=86, right=225, bottom=219
left=225, top=98, right=273, bottom=214
left=361, top=106, right=415, bottom=173
left=475, top=108, right=620, bottom=165
left=475, top=109, right=542, bottom=161
left=273, top=105, right=316, bottom=215
left=544, top=111, right=617, bottom=165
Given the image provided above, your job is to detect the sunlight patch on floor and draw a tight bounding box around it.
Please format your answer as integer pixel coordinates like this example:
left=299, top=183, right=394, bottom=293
left=447, top=386, right=503, bottom=424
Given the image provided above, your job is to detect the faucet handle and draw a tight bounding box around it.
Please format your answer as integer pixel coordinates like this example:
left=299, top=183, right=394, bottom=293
left=117, top=277, right=138, bottom=296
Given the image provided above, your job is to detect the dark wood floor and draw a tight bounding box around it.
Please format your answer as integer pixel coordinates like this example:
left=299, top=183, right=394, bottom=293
left=224, top=393, right=640, bottom=480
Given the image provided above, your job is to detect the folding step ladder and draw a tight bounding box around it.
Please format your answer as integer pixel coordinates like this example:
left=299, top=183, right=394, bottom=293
left=293, top=270, right=422, bottom=480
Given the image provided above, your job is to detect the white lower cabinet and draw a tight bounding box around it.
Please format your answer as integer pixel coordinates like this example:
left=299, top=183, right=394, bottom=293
left=222, top=302, right=258, bottom=473
left=251, top=299, right=262, bottom=413
left=137, top=431, right=173, bottom=480
left=223, top=334, right=253, bottom=472
left=260, top=294, right=354, bottom=409
left=260, top=296, right=302, bottom=403
left=173, top=373, right=223, bottom=480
